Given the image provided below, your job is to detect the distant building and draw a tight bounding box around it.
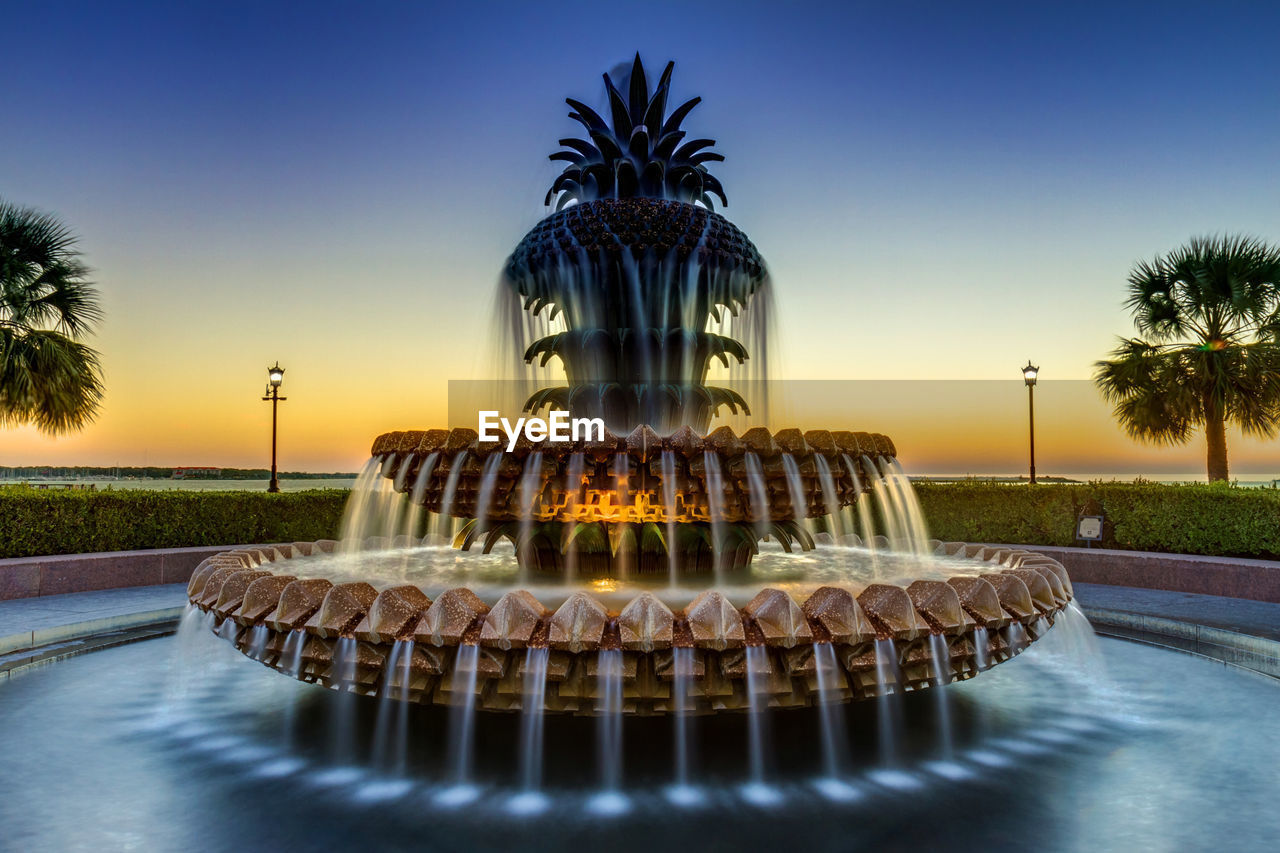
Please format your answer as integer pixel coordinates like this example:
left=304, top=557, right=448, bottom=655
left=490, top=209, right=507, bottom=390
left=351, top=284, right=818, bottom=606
left=172, top=467, right=221, bottom=479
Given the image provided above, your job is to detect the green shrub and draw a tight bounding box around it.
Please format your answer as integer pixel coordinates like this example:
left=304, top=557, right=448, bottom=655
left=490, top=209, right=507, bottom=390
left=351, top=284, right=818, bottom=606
left=914, top=481, right=1280, bottom=559
left=3, top=482, right=1277, bottom=560
left=0, top=487, right=348, bottom=558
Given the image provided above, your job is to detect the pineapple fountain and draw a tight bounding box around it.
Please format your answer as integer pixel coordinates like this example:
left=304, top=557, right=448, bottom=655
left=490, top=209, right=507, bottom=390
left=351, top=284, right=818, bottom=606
left=184, top=56, right=1074, bottom=795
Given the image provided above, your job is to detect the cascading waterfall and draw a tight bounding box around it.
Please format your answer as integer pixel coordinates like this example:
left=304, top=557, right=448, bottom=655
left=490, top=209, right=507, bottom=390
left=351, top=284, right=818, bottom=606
left=163, top=606, right=210, bottom=707
left=518, top=647, right=550, bottom=794
left=1057, top=602, right=1104, bottom=664
left=281, top=629, right=306, bottom=747
left=516, top=450, right=543, bottom=580
left=436, top=452, right=469, bottom=541
left=843, top=454, right=879, bottom=555
left=393, top=454, right=414, bottom=492
left=1008, top=622, right=1027, bottom=655
left=283, top=629, right=305, bottom=676
left=217, top=617, right=239, bottom=644
left=331, top=637, right=359, bottom=765
left=473, top=453, right=504, bottom=529
left=780, top=453, right=808, bottom=524
left=564, top=451, right=585, bottom=580
left=814, top=455, right=845, bottom=539
left=445, top=644, right=480, bottom=791
left=744, top=644, right=771, bottom=787
left=248, top=624, right=270, bottom=661
left=660, top=450, right=679, bottom=586
left=872, top=638, right=902, bottom=768
left=974, top=625, right=989, bottom=671
left=403, top=452, right=439, bottom=544
left=597, top=649, right=624, bottom=791
left=704, top=450, right=727, bottom=583
left=813, top=642, right=849, bottom=779
left=379, top=478, right=408, bottom=543
left=672, top=646, right=695, bottom=792
left=864, top=455, right=905, bottom=550
left=885, top=458, right=931, bottom=555
left=338, top=458, right=383, bottom=546
left=372, top=640, right=413, bottom=774
left=927, top=633, right=954, bottom=760
left=743, top=452, right=770, bottom=543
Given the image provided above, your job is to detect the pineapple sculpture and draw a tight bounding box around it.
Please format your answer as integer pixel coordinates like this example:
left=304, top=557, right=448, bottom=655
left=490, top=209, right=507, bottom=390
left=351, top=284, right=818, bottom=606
left=504, top=54, right=769, bottom=434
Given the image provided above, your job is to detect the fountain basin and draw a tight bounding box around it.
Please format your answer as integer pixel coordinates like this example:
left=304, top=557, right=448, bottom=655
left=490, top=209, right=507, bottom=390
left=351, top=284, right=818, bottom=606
left=369, top=425, right=896, bottom=524
left=186, top=539, right=1071, bottom=715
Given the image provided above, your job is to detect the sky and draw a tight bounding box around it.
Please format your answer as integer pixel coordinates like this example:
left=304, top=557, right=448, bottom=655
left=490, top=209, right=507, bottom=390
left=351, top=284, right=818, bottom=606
left=3, top=1, right=1279, bottom=476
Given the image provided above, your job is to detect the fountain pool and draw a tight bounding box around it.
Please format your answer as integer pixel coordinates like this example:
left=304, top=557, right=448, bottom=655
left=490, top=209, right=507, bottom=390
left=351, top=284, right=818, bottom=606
left=1, top=620, right=1277, bottom=852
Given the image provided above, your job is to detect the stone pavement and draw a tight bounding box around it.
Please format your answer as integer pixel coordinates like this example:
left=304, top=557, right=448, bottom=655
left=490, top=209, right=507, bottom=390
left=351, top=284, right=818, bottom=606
left=0, top=583, right=187, bottom=658
left=1075, top=582, right=1280, bottom=678
left=1074, top=582, right=1280, bottom=641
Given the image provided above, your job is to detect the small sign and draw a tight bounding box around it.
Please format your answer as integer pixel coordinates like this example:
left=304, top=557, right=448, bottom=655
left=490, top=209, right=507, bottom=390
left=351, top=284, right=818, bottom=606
left=1076, top=515, right=1104, bottom=542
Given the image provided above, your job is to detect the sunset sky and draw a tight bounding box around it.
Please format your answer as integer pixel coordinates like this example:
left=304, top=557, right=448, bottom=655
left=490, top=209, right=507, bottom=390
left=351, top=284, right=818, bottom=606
left=4, top=1, right=1280, bottom=476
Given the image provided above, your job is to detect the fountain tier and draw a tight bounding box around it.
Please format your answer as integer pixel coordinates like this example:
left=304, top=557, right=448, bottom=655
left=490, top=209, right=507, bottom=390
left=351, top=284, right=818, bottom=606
left=368, top=425, right=899, bottom=574
left=187, top=540, right=1072, bottom=716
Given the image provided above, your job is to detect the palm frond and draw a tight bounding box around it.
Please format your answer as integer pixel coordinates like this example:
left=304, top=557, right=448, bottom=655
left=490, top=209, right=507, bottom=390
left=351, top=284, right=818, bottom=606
left=1, top=198, right=105, bottom=435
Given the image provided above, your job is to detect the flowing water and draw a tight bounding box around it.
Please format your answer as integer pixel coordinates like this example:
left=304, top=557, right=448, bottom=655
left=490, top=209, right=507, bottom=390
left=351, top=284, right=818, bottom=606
left=592, top=649, right=627, bottom=814
left=519, top=647, right=550, bottom=794
left=330, top=637, right=359, bottom=766
left=743, top=645, right=773, bottom=796
left=813, top=642, right=850, bottom=779
left=872, top=638, right=902, bottom=769
left=8, top=622, right=1279, bottom=850
left=660, top=450, right=679, bottom=586
left=372, top=640, right=414, bottom=775
left=474, top=453, right=504, bottom=528
left=445, top=644, right=481, bottom=791
left=864, top=455, right=904, bottom=550
left=436, top=452, right=469, bottom=542
left=743, top=452, right=770, bottom=543
left=927, top=633, right=954, bottom=760
left=814, top=455, right=845, bottom=539
left=672, top=646, right=695, bottom=792
left=248, top=624, right=269, bottom=660
left=780, top=453, right=808, bottom=523
left=703, top=450, right=728, bottom=584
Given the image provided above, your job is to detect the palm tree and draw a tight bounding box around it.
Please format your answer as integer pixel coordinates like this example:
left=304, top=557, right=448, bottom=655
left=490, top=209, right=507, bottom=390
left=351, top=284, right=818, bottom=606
left=0, top=198, right=104, bottom=434
left=1095, top=235, right=1280, bottom=482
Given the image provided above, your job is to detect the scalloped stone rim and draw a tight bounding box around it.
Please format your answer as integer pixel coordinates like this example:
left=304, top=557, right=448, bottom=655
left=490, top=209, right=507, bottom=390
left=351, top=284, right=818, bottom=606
left=185, top=540, right=1072, bottom=716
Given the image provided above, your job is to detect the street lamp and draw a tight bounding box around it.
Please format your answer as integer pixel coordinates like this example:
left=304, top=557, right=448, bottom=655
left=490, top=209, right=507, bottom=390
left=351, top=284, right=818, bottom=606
left=1022, top=360, right=1039, bottom=485
left=262, top=363, right=287, bottom=493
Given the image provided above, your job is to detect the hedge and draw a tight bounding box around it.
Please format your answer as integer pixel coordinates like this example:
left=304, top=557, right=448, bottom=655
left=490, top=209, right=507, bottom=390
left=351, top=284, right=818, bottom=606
left=913, top=481, right=1280, bottom=560
left=3, top=482, right=1279, bottom=561
left=0, top=487, right=348, bottom=559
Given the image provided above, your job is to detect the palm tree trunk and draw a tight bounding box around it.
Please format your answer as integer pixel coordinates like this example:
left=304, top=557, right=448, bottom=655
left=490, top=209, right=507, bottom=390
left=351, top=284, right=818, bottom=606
left=1204, top=394, right=1229, bottom=482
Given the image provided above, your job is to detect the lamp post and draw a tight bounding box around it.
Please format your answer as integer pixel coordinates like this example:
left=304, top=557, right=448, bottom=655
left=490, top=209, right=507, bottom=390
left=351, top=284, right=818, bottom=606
left=263, top=363, right=287, bottom=493
left=1022, top=361, right=1039, bottom=485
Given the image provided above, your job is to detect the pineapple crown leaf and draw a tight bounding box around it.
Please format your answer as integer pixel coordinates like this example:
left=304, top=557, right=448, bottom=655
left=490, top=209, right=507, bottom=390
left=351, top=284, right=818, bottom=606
left=546, top=54, right=726, bottom=210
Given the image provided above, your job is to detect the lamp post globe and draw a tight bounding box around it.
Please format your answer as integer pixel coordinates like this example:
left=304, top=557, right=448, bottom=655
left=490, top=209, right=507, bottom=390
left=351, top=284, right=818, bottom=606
left=1022, top=361, right=1039, bottom=484
left=263, top=363, right=287, bottom=493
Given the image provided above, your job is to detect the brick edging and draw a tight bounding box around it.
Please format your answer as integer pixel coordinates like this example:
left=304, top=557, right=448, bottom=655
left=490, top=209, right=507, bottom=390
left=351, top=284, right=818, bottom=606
left=0, top=546, right=249, bottom=601
left=1006, top=544, right=1280, bottom=604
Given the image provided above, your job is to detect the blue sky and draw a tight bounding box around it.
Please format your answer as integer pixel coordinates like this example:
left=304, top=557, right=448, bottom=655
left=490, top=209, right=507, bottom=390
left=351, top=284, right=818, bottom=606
left=3, top=1, right=1279, bottom=471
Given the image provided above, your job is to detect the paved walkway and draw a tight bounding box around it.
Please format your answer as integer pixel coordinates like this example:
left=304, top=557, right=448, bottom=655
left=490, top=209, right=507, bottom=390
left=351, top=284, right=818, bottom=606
left=1074, top=582, right=1280, bottom=641
left=0, top=583, right=187, bottom=657
left=1074, top=582, right=1280, bottom=678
